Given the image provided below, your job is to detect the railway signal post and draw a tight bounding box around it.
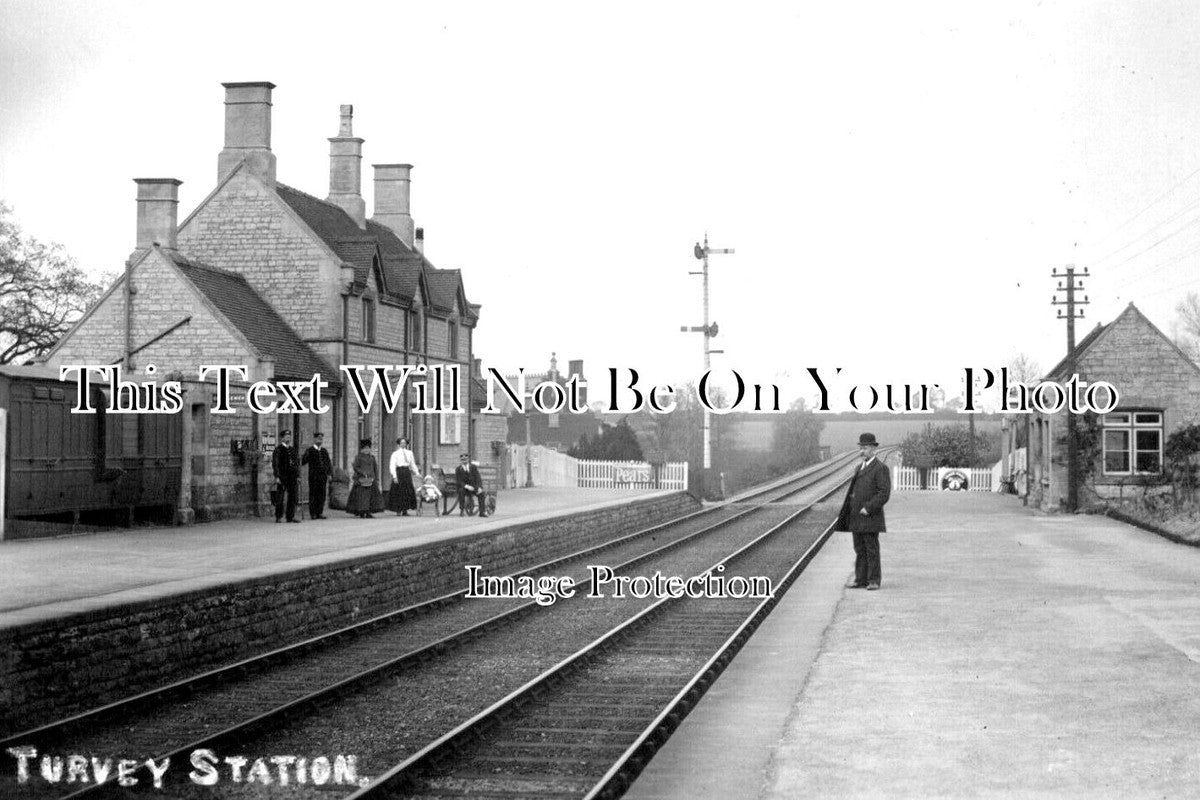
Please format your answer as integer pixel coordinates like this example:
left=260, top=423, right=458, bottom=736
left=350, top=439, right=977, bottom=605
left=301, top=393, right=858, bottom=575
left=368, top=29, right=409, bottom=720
left=683, top=234, right=733, bottom=499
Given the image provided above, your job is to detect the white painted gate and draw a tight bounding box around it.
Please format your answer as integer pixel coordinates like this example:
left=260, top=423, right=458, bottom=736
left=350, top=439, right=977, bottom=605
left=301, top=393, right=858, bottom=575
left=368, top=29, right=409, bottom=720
left=893, top=465, right=993, bottom=492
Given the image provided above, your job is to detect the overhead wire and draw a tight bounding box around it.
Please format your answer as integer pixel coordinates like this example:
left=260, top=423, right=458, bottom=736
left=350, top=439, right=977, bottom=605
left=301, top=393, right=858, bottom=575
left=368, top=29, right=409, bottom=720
left=1137, top=273, right=1200, bottom=300
left=1110, top=236, right=1200, bottom=292
left=1083, top=162, right=1200, bottom=267
left=1092, top=211, right=1200, bottom=277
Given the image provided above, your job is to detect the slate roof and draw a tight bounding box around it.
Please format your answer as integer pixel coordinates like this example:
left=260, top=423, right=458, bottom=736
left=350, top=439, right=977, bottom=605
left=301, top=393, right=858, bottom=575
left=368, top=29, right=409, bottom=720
left=275, top=182, right=476, bottom=321
left=426, top=269, right=464, bottom=315
left=331, top=237, right=382, bottom=288
left=367, top=220, right=424, bottom=299
left=170, top=254, right=336, bottom=384
left=276, top=184, right=366, bottom=248
left=0, top=364, right=63, bottom=380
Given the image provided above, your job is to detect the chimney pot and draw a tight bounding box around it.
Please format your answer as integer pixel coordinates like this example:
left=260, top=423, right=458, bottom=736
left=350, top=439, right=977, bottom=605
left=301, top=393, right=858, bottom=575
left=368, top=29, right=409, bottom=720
left=134, top=178, right=182, bottom=251
left=218, top=81, right=277, bottom=185
left=415, top=227, right=424, bottom=254
left=371, top=163, right=415, bottom=247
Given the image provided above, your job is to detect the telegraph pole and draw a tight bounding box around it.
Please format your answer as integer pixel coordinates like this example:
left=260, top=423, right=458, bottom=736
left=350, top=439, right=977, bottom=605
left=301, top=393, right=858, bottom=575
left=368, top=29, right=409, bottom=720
left=1051, top=264, right=1089, bottom=511
left=681, top=234, right=732, bottom=494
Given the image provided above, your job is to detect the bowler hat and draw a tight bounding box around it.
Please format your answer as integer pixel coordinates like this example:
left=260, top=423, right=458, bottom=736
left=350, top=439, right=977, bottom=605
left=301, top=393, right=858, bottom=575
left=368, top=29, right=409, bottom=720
left=858, top=433, right=879, bottom=447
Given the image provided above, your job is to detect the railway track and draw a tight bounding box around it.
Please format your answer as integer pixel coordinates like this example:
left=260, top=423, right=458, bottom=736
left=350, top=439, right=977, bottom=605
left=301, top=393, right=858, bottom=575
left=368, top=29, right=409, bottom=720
left=346, top=489, right=848, bottom=799
left=2, top=452, right=871, bottom=799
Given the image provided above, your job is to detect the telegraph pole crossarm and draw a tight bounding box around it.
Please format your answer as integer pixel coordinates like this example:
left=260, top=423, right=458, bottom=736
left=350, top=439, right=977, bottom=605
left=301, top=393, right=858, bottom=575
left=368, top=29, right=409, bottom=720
left=1052, top=264, right=1090, bottom=512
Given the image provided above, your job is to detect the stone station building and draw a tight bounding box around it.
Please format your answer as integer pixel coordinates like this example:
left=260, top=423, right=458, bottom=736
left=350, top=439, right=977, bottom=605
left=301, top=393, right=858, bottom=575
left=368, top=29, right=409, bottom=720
left=1018, top=302, right=1200, bottom=510
left=43, top=82, right=495, bottom=520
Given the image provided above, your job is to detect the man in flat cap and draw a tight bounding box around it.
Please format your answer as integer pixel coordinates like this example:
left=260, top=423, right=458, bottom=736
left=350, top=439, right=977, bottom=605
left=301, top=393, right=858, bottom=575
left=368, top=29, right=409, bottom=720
left=834, top=432, right=891, bottom=590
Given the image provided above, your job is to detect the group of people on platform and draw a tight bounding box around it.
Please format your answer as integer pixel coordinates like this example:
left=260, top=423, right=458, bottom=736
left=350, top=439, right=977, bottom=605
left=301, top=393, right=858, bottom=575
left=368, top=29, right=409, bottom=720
left=271, top=433, right=488, bottom=522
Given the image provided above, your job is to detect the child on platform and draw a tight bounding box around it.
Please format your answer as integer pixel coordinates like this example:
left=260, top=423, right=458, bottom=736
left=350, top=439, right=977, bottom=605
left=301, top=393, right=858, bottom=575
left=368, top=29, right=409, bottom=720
left=417, top=474, right=443, bottom=517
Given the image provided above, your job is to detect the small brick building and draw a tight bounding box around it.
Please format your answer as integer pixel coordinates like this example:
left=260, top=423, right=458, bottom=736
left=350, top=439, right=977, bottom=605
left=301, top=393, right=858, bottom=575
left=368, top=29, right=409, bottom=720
left=1024, top=303, right=1200, bottom=510
left=43, top=82, right=493, bottom=519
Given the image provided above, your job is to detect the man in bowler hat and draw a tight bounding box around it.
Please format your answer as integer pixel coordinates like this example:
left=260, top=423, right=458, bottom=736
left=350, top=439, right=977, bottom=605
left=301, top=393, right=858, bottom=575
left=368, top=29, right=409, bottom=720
left=272, top=429, right=301, bottom=523
left=835, top=432, right=891, bottom=590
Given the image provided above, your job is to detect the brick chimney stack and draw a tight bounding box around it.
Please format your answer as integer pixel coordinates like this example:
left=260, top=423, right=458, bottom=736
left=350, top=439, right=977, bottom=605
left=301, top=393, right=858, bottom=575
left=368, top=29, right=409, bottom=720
left=371, top=163, right=415, bottom=247
left=134, top=178, right=182, bottom=250
left=569, top=359, right=586, bottom=404
left=218, top=82, right=277, bottom=185
left=327, top=105, right=366, bottom=228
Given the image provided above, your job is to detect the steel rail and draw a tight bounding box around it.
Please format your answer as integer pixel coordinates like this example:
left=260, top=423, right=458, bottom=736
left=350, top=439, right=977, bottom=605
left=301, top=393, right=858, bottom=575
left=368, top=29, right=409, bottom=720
left=23, top=453, right=862, bottom=799
left=343, top=461, right=856, bottom=799
left=584, top=518, right=840, bottom=799
left=0, top=451, right=857, bottom=751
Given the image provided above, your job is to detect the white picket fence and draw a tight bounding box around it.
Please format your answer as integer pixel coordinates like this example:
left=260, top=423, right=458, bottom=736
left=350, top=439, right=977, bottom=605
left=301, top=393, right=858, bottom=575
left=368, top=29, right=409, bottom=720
left=507, top=445, right=688, bottom=491
left=578, top=460, right=688, bottom=490
left=893, top=465, right=993, bottom=492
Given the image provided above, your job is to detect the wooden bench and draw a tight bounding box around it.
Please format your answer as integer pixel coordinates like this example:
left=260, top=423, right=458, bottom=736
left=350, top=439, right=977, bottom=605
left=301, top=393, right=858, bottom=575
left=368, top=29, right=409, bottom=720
left=435, top=464, right=498, bottom=516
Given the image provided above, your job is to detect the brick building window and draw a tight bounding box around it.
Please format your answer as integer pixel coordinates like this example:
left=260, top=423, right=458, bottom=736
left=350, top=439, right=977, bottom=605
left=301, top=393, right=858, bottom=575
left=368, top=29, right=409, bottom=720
left=439, top=412, right=461, bottom=444
left=1102, top=411, right=1162, bottom=475
left=449, top=321, right=459, bottom=360
left=362, top=298, right=376, bottom=343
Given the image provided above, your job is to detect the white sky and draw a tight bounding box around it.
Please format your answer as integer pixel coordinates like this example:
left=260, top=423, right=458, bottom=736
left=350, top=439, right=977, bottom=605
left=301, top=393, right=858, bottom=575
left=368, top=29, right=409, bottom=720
left=3, top=1, right=1200, bottom=410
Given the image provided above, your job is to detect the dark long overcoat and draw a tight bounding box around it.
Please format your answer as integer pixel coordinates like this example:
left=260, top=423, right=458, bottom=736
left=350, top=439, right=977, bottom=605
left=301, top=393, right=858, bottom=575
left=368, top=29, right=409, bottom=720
left=834, top=458, right=891, bottom=533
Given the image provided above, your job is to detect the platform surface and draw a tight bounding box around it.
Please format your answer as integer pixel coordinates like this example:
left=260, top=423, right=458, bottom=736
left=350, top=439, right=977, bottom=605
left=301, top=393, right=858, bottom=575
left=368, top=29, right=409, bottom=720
left=629, top=491, right=1200, bottom=800
left=0, top=486, right=668, bottom=629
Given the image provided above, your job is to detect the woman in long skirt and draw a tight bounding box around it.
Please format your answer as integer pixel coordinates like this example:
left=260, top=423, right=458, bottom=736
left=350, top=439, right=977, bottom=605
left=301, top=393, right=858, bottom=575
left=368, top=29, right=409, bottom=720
left=346, top=438, right=380, bottom=518
left=386, top=437, right=418, bottom=516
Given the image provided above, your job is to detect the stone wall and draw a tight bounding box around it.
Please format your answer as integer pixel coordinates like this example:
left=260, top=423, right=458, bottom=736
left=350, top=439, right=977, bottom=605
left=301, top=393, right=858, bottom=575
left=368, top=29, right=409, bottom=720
left=177, top=171, right=344, bottom=342
left=43, top=253, right=275, bottom=519
left=0, top=491, right=698, bottom=733
left=46, top=250, right=254, bottom=374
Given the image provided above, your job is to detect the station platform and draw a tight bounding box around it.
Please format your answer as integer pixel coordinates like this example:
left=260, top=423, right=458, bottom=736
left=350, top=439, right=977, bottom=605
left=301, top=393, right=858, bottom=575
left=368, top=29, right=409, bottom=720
left=629, top=491, right=1200, bottom=799
left=0, top=486, right=668, bottom=630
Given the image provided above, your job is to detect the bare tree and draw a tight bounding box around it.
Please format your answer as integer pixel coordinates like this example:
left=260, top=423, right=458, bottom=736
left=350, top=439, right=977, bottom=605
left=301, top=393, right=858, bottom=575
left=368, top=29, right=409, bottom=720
left=1172, top=291, right=1200, bottom=364
left=1006, top=352, right=1043, bottom=383
left=0, top=202, right=108, bottom=364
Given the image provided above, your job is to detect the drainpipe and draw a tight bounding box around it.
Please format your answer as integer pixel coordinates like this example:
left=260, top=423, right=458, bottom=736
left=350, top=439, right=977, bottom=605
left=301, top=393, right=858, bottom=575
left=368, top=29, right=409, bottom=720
left=124, top=258, right=134, bottom=370
left=342, top=292, right=351, bottom=468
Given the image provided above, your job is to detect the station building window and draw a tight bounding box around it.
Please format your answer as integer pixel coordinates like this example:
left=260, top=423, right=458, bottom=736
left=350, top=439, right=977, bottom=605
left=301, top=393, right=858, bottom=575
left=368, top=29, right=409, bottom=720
left=409, top=309, right=423, bottom=353
left=1102, top=411, right=1162, bottom=475
left=362, top=298, right=376, bottom=343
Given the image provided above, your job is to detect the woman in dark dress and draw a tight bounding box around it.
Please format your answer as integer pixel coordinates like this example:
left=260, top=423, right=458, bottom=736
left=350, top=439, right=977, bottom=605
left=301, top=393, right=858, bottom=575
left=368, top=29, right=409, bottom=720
left=346, top=438, right=380, bottom=518
left=386, top=437, right=418, bottom=516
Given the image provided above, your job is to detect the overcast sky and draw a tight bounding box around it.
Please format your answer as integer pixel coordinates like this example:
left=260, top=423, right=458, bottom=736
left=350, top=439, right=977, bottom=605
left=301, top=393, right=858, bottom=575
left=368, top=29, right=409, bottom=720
left=3, top=1, right=1200, bottom=411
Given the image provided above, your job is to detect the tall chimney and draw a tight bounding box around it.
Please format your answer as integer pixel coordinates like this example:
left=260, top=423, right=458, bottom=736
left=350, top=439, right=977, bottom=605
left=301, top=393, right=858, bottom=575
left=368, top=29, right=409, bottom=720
left=218, top=82, right=277, bottom=185
left=569, top=359, right=587, bottom=404
left=134, top=178, right=182, bottom=250
left=371, top=163, right=415, bottom=247
left=327, top=105, right=366, bottom=228
left=414, top=227, right=424, bottom=254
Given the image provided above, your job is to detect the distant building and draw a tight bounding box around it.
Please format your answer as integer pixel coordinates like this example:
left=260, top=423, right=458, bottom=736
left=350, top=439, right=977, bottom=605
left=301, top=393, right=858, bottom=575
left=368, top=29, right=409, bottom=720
left=503, top=354, right=600, bottom=451
left=1022, top=303, right=1200, bottom=510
